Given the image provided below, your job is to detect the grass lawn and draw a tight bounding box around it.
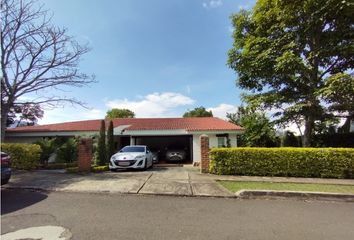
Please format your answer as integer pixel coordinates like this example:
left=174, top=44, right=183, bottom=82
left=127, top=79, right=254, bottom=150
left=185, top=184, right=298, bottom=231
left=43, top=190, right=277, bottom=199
left=218, top=181, right=354, bottom=194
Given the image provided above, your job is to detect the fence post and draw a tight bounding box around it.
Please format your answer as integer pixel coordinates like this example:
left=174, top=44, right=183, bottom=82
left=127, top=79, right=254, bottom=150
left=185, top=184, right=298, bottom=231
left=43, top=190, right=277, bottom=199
left=78, top=138, right=93, bottom=172
left=200, top=134, right=210, bottom=173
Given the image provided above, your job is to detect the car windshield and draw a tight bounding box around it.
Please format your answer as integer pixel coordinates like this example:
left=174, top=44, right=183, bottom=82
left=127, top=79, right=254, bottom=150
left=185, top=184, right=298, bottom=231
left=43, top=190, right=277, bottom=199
left=120, top=146, right=145, bottom=153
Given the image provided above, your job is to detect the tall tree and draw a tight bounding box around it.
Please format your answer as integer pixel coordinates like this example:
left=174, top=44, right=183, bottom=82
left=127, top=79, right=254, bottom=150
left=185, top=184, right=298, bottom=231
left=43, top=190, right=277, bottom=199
left=106, top=108, right=135, bottom=119
left=227, top=106, right=278, bottom=147
left=1, top=0, right=95, bottom=140
left=97, top=120, right=106, bottom=166
left=183, top=107, right=213, bottom=118
left=320, top=73, right=354, bottom=133
left=106, top=120, right=115, bottom=160
left=227, top=0, right=354, bottom=146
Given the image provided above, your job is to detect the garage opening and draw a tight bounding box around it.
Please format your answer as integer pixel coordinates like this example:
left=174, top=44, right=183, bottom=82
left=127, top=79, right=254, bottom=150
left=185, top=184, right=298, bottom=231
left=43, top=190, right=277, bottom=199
left=133, top=135, right=193, bottom=164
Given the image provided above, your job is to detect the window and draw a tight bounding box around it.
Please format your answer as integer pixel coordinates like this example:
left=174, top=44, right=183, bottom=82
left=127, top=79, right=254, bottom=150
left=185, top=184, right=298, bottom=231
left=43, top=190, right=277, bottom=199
left=120, top=146, right=145, bottom=152
left=217, top=137, right=226, bottom=148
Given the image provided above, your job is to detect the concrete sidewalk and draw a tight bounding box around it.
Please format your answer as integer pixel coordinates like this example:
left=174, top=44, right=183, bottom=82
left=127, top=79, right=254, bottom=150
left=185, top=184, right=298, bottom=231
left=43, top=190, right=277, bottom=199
left=4, top=166, right=354, bottom=198
left=4, top=167, right=234, bottom=197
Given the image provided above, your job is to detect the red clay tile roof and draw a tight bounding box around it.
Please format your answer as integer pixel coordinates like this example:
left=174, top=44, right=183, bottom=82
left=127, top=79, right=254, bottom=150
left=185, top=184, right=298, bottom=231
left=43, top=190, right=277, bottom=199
left=6, top=117, right=243, bottom=133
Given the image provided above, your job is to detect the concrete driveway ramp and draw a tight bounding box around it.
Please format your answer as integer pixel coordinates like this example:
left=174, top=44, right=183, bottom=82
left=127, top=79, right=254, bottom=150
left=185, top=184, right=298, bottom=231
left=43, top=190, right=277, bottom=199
left=191, top=183, right=234, bottom=197
left=139, top=182, right=192, bottom=196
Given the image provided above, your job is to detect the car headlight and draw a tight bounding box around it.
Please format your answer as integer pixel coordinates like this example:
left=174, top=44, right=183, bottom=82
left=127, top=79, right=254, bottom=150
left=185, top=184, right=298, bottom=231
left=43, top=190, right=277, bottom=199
left=111, top=156, right=116, bottom=161
left=135, top=155, right=145, bottom=159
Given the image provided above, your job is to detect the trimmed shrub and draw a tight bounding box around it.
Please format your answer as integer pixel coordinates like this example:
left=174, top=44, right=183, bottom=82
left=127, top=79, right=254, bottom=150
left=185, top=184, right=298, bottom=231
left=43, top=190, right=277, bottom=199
left=65, top=165, right=108, bottom=173
left=209, top=148, right=354, bottom=179
left=91, top=165, right=109, bottom=172
left=97, top=120, right=106, bottom=165
left=1, top=143, right=42, bottom=170
left=106, top=120, right=115, bottom=160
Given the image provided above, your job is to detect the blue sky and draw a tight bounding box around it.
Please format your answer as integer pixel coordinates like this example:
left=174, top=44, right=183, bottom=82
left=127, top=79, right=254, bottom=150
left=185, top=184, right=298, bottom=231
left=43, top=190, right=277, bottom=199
left=39, top=0, right=255, bottom=124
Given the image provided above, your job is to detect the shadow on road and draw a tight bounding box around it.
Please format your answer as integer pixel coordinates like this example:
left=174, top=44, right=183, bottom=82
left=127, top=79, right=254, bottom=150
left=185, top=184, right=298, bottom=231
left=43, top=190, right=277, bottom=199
left=1, top=189, right=48, bottom=215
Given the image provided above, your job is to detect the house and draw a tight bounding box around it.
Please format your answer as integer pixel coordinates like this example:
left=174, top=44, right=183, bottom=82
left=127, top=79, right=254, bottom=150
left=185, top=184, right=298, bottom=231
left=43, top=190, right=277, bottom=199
left=5, top=117, right=243, bottom=164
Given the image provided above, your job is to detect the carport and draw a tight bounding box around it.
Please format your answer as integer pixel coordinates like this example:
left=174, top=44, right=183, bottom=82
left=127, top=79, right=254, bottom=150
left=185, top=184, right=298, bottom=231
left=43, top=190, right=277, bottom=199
left=132, top=135, right=193, bottom=164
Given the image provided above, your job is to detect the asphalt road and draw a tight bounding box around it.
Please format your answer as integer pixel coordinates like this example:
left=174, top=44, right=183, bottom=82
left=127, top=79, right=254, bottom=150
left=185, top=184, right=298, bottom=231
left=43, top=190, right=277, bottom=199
left=1, top=189, right=354, bottom=240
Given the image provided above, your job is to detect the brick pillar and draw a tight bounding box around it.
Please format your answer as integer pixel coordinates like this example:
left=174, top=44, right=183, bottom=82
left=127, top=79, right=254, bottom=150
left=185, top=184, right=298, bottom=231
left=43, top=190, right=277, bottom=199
left=78, top=138, right=93, bottom=172
left=200, top=134, right=210, bottom=173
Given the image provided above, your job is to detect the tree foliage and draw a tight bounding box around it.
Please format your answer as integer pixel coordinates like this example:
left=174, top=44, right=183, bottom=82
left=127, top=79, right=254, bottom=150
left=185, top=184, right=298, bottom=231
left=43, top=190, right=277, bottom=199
left=320, top=73, right=354, bottom=133
left=227, top=106, right=278, bottom=147
left=183, top=106, right=213, bottom=118
left=106, top=108, right=135, bottom=119
left=7, top=103, right=44, bottom=127
left=1, top=0, right=94, bottom=140
left=227, top=0, right=354, bottom=146
left=97, top=120, right=106, bottom=166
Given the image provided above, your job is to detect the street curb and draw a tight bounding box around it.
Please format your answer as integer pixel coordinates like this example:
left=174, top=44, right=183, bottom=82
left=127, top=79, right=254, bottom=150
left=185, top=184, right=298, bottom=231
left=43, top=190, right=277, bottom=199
left=235, top=190, right=354, bottom=202
left=3, top=186, right=354, bottom=202
left=2, top=186, right=237, bottom=198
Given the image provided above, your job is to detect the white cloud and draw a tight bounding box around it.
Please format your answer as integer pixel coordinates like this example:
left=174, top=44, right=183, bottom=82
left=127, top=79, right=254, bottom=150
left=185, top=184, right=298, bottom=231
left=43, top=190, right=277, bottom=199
left=203, top=0, right=223, bottom=9
left=207, top=103, right=237, bottom=119
left=106, top=92, right=195, bottom=117
left=38, top=107, right=103, bottom=125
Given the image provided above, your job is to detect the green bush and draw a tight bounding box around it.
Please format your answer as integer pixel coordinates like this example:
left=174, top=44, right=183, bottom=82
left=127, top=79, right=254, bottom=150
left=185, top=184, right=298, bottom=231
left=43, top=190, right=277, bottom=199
left=65, top=165, right=108, bottom=173
left=91, top=165, right=109, bottom=172
left=56, top=138, right=79, bottom=163
left=1, top=143, right=42, bottom=170
left=34, top=138, right=59, bottom=165
left=209, top=148, right=354, bottom=179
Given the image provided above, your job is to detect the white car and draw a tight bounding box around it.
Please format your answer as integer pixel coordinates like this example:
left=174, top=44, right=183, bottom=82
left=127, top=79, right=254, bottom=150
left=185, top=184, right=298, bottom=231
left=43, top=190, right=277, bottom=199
left=109, top=145, right=153, bottom=171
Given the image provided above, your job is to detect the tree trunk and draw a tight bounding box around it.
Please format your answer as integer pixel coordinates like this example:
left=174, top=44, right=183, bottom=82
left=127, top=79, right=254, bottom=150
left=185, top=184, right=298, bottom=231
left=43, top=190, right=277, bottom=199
left=303, top=116, right=314, bottom=147
left=1, top=103, right=9, bottom=142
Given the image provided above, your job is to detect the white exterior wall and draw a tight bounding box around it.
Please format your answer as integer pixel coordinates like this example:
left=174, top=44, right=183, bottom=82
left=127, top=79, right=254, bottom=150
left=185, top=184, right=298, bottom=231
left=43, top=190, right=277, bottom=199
left=192, top=134, right=201, bottom=163
left=192, top=133, right=239, bottom=163
left=229, top=134, right=238, bottom=147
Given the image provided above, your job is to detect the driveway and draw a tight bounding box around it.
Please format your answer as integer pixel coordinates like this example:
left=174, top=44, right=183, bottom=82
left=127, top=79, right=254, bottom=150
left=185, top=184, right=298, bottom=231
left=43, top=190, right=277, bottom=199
left=4, top=166, right=234, bottom=197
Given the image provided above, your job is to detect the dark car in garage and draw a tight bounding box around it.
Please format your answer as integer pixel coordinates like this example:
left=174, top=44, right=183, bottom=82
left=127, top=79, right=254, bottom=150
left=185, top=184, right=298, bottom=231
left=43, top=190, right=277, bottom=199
left=165, top=145, right=187, bottom=162
left=1, top=152, right=12, bottom=185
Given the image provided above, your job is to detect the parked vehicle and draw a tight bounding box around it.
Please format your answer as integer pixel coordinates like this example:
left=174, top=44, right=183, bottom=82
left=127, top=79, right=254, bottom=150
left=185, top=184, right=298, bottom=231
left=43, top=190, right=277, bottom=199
left=165, top=146, right=187, bottom=162
left=1, top=152, right=12, bottom=185
left=109, top=145, right=153, bottom=171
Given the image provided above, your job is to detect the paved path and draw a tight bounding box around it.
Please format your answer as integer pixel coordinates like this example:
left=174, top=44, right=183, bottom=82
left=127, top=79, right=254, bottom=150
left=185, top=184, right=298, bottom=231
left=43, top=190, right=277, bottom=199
left=5, top=167, right=234, bottom=197
left=2, top=189, right=354, bottom=240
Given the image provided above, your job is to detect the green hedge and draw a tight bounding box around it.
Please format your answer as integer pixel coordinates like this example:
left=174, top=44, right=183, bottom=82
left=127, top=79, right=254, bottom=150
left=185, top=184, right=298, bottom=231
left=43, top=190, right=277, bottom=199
left=65, top=165, right=109, bottom=173
left=1, top=143, right=42, bottom=170
left=209, top=148, right=354, bottom=179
